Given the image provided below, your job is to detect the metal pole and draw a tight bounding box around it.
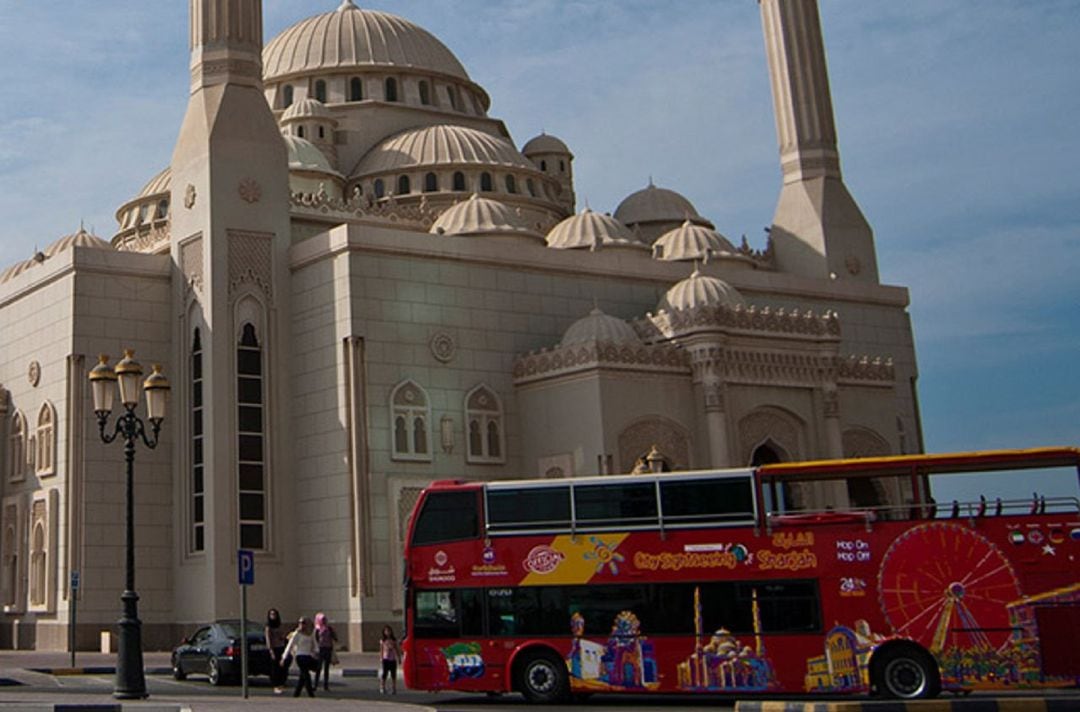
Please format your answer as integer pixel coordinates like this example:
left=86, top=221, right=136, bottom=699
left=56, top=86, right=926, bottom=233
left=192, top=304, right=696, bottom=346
left=69, top=582, right=77, bottom=669
left=241, top=585, right=249, bottom=699
left=114, top=414, right=146, bottom=699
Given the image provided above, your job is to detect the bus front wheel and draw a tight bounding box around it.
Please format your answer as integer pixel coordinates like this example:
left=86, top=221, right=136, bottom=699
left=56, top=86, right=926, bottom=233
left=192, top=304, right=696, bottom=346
left=516, top=651, right=569, bottom=704
left=873, top=646, right=940, bottom=699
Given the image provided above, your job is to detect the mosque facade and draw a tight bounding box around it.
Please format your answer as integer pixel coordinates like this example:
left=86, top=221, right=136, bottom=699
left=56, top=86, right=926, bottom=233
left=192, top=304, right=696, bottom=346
left=0, top=0, right=920, bottom=650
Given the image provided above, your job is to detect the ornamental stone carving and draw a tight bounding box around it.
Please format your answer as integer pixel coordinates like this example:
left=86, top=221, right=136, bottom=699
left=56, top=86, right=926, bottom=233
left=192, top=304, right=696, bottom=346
left=184, top=184, right=197, bottom=209
left=738, top=408, right=801, bottom=465
left=227, top=230, right=273, bottom=302
left=823, top=389, right=840, bottom=418
left=618, top=418, right=690, bottom=473
left=238, top=178, right=262, bottom=204
left=180, top=234, right=204, bottom=293
left=842, top=427, right=890, bottom=458
left=27, top=361, right=40, bottom=388
left=290, top=187, right=440, bottom=230
left=429, top=331, right=456, bottom=363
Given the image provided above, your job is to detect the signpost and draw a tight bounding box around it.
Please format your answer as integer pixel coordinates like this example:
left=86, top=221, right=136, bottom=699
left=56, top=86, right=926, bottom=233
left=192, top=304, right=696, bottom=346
left=69, top=570, right=80, bottom=668
left=238, top=550, right=254, bottom=699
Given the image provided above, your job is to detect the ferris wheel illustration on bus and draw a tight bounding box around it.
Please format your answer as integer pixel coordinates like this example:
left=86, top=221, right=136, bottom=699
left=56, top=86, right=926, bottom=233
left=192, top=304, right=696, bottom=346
left=877, top=522, right=1022, bottom=653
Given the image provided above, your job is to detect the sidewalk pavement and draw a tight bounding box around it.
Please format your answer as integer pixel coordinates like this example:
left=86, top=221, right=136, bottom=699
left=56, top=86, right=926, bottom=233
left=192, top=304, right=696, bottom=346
left=0, top=649, right=436, bottom=711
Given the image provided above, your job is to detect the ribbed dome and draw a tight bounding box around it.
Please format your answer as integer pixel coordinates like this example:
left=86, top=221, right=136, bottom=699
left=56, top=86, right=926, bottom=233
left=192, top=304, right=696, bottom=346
left=561, top=307, right=639, bottom=346
left=545, top=209, right=642, bottom=250
left=45, top=227, right=111, bottom=258
left=658, top=268, right=745, bottom=312
left=0, top=259, right=34, bottom=283
left=430, top=194, right=540, bottom=239
left=136, top=167, right=170, bottom=198
left=283, top=134, right=338, bottom=174
left=352, top=124, right=534, bottom=177
left=653, top=220, right=736, bottom=261
left=522, top=132, right=571, bottom=156
left=614, top=182, right=707, bottom=226
left=264, top=1, right=470, bottom=82
left=281, top=97, right=334, bottom=122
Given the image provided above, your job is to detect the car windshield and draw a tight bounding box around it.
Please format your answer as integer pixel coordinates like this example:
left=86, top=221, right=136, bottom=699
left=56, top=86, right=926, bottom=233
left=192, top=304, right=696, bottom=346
left=218, top=621, right=262, bottom=637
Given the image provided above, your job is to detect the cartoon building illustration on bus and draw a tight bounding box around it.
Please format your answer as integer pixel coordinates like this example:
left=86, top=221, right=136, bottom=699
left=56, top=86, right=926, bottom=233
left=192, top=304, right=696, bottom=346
left=804, top=620, right=884, bottom=692
left=566, top=610, right=658, bottom=691
left=677, top=586, right=777, bottom=691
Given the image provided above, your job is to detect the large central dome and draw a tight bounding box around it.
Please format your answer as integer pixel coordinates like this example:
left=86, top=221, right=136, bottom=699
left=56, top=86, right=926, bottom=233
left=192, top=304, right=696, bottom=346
left=263, top=0, right=470, bottom=82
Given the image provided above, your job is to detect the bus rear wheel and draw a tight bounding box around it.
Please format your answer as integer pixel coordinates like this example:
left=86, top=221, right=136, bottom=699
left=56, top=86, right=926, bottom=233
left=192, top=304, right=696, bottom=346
left=516, top=651, right=569, bottom=704
left=874, top=646, right=939, bottom=699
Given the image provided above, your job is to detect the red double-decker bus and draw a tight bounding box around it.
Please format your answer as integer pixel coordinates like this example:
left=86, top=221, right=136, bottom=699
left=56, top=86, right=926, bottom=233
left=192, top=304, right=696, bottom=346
left=401, top=447, right=1080, bottom=702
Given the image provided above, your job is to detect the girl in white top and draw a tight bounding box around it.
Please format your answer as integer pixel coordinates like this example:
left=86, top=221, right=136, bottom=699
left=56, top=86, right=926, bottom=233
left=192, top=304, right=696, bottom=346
left=282, top=617, right=319, bottom=697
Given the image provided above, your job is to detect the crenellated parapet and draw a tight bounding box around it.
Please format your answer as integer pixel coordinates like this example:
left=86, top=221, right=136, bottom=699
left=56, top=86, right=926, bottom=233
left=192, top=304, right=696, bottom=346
left=637, top=304, right=841, bottom=342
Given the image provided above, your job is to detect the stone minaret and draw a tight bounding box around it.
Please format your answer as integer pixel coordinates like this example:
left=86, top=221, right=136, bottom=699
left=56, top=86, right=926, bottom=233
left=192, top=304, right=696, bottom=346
left=169, top=0, right=293, bottom=621
left=759, top=0, right=878, bottom=283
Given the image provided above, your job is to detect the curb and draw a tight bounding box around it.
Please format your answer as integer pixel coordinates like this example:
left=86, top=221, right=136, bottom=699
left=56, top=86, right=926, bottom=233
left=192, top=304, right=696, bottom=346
left=735, top=698, right=1080, bottom=712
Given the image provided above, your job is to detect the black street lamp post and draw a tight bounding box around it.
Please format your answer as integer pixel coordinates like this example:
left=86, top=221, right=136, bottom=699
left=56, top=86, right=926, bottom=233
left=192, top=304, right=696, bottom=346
left=89, top=350, right=169, bottom=700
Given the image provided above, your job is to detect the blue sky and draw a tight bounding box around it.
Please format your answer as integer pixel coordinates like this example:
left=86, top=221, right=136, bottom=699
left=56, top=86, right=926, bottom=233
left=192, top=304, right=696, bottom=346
left=0, top=1, right=1077, bottom=498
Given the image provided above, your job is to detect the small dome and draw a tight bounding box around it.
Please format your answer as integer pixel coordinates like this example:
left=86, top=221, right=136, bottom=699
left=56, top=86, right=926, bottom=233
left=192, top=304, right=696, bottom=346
left=561, top=307, right=639, bottom=346
left=283, top=134, right=338, bottom=174
left=545, top=209, right=643, bottom=250
left=45, top=227, right=111, bottom=258
left=430, top=194, right=540, bottom=239
left=614, top=182, right=708, bottom=227
left=264, top=1, right=472, bottom=82
left=522, top=132, right=572, bottom=157
left=281, top=97, right=334, bottom=123
left=658, top=268, right=745, bottom=312
left=653, top=220, right=736, bottom=261
left=0, top=258, right=34, bottom=283
left=136, top=167, right=171, bottom=198
left=352, top=124, right=534, bottom=178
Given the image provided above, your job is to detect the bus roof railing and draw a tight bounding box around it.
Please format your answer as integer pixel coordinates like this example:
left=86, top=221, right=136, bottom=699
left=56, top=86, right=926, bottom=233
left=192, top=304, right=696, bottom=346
left=758, top=446, right=1080, bottom=481
left=765, top=495, right=1080, bottom=533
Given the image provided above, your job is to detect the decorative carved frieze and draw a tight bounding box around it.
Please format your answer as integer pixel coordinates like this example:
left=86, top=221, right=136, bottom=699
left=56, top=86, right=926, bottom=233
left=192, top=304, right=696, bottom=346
left=618, top=419, right=690, bottom=474
left=738, top=409, right=801, bottom=464
left=823, top=388, right=840, bottom=418
left=513, top=339, right=689, bottom=385
left=227, top=229, right=273, bottom=303
left=289, top=187, right=440, bottom=229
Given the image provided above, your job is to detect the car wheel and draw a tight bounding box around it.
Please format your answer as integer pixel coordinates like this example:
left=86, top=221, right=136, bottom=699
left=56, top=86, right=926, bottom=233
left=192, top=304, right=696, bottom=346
left=208, top=657, right=224, bottom=686
left=171, top=655, right=186, bottom=681
left=874, top=646, right=940, bottom=699
left=517, top=651, right=569, bottom=704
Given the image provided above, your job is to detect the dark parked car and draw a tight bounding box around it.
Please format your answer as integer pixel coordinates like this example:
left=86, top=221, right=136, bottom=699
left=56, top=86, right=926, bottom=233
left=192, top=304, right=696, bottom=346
left=171, top=620, right=273, bottom=685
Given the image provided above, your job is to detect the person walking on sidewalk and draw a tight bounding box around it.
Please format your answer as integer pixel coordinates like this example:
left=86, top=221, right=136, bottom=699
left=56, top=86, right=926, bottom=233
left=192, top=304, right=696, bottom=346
left=379, top=625, right=402, bottom=694
left=281, top=617, right=319, bottom=698
left=264, top=608, right=291, bottom=694
left=313, top=612, right=338, bottom=691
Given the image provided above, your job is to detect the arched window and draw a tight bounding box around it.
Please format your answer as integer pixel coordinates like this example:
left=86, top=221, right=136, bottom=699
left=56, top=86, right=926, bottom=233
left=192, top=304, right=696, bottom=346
left=237, top=322, right=266, bottom=550
left=155, top=198, right=169, bottom=219
left=29, top=522, right=45, bottom=607
left=526, top=178, right=536, bottom=196
left=1, top=518, right=17, bottom=608
left=191, top=328, right=205, bottom=553
left=8, top=412, right=25, bottom=482
left=318, top=126, right=325, bottom=139
left=390, top=380, right=432, bottom=461
left=297, top=125, right=305, bottom=139
left=136, top=204, right=148, bottom=226
left=465, top=385, right=504, bottom=464
left=424, top=172, right=438, bottom=192
left=419, top=80, right=431, bottom=105
left=35, top=403, right=55, bottom=476
left=480, top=172, right=493, bottom=192
left=397, top=175, right=411, bottom=195
left=314, top=79, right=327, bottom=103
left=349, top=77, right=363, bottom=101
left=374, top=178, right=385, bottom=199
left=559, top=160, right=566, bottom=172
left=385, top=77, right=398, bottom=102
left=505, top=175, right=517, bottom=194
left=283, top=84, right=294, bottom=108
left=540, top=160, right=547, bottom=172
left=452, top=172, right=466, bottom=191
